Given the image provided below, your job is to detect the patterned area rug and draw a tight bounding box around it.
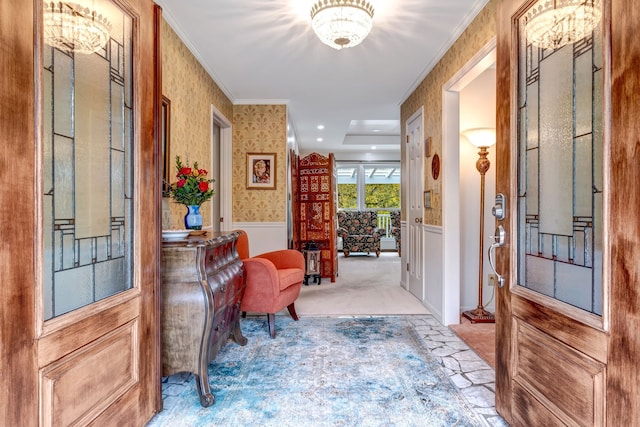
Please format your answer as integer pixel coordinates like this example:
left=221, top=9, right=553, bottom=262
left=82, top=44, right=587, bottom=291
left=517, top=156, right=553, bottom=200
left=149, top=316, right=485, bottom=427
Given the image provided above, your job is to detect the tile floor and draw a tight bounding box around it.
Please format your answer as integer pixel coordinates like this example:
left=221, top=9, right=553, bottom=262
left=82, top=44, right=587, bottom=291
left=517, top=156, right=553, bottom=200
left=408, top=316, right=508, bottom=427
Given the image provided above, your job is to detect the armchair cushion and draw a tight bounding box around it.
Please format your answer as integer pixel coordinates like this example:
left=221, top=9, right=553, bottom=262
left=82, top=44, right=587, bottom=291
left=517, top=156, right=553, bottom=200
left=256, top=250, right=306, bottom=272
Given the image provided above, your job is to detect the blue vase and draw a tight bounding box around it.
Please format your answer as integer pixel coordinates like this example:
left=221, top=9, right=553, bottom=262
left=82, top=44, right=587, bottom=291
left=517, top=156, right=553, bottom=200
left=184, top=205, right=203, bottom=230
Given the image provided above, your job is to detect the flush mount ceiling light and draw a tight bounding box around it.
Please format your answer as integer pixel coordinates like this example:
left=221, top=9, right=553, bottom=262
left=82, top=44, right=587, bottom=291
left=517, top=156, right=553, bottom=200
left=524, top=0, right=601, bottom=50
left=310, top=0, right=375, bottom=50
left=44, top=1, right=112, bottom=54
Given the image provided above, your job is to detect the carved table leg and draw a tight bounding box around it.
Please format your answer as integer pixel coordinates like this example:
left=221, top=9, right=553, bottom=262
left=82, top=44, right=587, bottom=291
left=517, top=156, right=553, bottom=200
left=195, top=374, right=215, bottom=407
left=231, top=306, right=248, bottom=346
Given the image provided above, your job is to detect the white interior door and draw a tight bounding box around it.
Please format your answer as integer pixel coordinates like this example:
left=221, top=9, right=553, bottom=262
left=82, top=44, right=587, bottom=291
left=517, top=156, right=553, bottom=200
left=406, top=110, right=424, bottom=300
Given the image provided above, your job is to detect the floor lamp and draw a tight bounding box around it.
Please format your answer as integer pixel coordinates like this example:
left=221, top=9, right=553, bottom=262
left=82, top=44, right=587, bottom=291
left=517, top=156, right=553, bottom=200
left=461, top=128, right=496, bottom=324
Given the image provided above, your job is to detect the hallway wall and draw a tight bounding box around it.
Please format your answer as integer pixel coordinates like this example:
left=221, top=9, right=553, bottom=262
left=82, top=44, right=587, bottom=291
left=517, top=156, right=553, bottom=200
left=400, top=0, right=496, bottom=227
left=161, top=18, right=233, bottom=229
left=232, top=104, right=288, bottom=223
left=398, top=0, right=497, bottom=322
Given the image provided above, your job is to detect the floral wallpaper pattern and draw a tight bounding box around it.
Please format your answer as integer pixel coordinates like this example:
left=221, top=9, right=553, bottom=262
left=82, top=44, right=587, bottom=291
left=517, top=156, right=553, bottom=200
left=161, top=19, right=234, bottom=229
left=400, top=0, right=496, bottom=226
left=232, top=104, right=288, bottom=222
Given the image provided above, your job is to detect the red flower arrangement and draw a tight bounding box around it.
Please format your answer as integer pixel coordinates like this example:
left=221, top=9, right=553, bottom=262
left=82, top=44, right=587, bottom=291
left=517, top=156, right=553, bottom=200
left=168, top=156, right=215, bottom=206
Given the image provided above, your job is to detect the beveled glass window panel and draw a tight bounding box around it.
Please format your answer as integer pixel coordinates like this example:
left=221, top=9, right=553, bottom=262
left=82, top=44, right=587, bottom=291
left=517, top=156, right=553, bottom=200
left=42, top=1, right=134, bottom=319
left=517, top=0, right=603, bottom=316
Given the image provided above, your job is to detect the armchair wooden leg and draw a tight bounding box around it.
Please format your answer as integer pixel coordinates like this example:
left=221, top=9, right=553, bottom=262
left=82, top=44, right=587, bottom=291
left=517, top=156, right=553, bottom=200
left=241, top=311, right=247, bottom=318
left=267, top=313, right=276, bottom=338
left=287, top=303, right=299, bottom=321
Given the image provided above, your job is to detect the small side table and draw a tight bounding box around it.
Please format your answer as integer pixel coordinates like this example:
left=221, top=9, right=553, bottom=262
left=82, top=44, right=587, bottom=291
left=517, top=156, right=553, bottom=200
left=302, top=241, right=322, bottom=286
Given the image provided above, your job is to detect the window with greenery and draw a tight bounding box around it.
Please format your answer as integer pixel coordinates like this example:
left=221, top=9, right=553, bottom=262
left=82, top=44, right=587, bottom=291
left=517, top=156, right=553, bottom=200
left=338, top=183, right=357, bottom=209
left=337, top=163, right=400, bottom=210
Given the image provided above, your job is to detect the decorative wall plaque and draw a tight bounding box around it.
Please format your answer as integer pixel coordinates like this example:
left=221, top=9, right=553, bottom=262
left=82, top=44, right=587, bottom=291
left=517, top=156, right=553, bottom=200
left=431, top=153, right=440, bottom=180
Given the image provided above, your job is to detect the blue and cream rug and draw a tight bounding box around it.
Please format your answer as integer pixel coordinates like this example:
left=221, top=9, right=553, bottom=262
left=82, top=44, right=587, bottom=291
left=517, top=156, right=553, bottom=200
left=148, top=316, right=486, bottom=427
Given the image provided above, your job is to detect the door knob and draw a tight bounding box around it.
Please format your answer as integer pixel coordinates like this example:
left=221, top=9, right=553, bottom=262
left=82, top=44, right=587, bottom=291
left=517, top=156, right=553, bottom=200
left=488, top=225, right=506, bottom=287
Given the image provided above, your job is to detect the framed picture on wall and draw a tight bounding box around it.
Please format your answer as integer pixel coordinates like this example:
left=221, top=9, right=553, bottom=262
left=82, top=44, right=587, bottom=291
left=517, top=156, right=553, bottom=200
left=246, top=152, right=276, bottom=189
left=424, top=190, right=433, bottom=209
left=161, top=96, right=171, bottom=196
left=424, top=136, right=432, bottom=157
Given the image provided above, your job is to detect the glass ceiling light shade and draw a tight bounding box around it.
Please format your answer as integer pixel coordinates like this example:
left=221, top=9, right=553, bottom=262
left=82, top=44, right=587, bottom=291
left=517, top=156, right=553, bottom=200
left=44, top=1, right=112, bottom=54
left=310, top=0, right=375, bottom=50
left=462, top=128, right=496, bottom=148
left=524, top=0, right=602, bottom=50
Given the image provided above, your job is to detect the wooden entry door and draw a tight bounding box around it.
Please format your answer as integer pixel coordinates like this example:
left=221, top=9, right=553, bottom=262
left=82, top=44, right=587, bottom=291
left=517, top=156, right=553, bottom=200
left=495, top=0, right=640, bottom=425
left=0, top=0, right=160, bottom=425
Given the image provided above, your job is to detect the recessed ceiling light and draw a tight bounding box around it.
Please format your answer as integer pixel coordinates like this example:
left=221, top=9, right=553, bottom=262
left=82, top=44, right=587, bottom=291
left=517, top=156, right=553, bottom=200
left=372, top=129, right=381, bottom=132
left=317, top=138, right=323, bottom=142
left=371, top=146, right=377, bottom=150
left=317, top=125, right=325, bottom=130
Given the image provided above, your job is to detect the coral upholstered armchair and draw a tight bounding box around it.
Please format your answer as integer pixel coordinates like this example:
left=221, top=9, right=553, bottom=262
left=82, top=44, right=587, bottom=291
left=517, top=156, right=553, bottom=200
left=236, top=230, right=305, bottom=338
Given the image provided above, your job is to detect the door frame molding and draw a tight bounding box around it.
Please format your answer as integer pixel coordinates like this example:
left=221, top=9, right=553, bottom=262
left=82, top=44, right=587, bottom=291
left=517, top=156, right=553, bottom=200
left=441, top=37, right=497, bottom=326
left=210, top=104, right=232, bottom=231
left=1, top=1, right=38, bottom=423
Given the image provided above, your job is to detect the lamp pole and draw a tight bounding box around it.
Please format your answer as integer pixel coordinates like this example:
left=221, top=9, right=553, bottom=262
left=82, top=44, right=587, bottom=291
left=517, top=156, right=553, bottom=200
left=462, top=145, right=495, bottom=323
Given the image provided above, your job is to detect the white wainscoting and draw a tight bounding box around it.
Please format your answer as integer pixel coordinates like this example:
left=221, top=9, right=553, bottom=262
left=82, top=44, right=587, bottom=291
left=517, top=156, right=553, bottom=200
left=232, top=222, right=288, bottom=256
left=423, top=225, right=443, bottom=323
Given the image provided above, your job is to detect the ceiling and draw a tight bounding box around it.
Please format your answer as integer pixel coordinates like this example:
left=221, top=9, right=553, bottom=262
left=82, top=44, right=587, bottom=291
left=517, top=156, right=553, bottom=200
left=155, top=0, right=490, bottom=155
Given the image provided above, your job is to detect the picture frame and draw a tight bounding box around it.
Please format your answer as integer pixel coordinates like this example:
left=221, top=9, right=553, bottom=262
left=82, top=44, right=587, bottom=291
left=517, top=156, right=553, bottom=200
left=161, top=96, right=171, bottom=196
left=246, top=153, right=276, bottom=189
left=424, top=190, right=433, bottom=209
left=424, top=136, right=432, bottom=157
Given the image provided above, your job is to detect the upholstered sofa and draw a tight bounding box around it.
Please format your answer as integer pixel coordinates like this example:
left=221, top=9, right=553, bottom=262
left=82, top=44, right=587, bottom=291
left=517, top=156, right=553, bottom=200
left=337, top=210, right=382, bottom=257
left=390, top=210, right=401, bottom=256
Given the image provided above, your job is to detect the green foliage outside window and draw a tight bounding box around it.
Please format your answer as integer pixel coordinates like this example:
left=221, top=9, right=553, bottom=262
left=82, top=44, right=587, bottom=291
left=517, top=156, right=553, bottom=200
left=338, top=184, right=357, bottom=209
left=365, top=184, right=400, bottom=209
left=338, top=183, right=400, bottom=210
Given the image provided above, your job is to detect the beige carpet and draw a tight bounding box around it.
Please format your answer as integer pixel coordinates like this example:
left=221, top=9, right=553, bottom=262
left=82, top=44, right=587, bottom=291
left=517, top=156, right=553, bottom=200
left=295, top=252, right=430, bottom=316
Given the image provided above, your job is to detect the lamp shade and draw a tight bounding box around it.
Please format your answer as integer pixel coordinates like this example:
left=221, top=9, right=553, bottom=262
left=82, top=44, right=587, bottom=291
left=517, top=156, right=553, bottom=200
left=462, top=128, right=496, bottom=148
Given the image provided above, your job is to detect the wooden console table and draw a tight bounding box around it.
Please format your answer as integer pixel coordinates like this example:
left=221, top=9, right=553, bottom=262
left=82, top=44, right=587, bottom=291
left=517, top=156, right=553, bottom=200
left=161, top=231, right=247, bottom=407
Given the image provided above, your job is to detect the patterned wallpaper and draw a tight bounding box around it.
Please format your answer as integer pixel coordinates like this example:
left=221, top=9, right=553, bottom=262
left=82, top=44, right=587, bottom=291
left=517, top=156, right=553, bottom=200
left=161, top=19, right=233, bottom=228
left=232, top=104, right=288, bottom=223
left=400, top=0, right=497, bottom=226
